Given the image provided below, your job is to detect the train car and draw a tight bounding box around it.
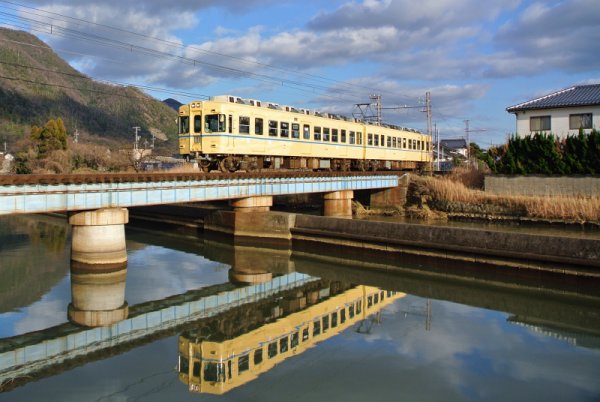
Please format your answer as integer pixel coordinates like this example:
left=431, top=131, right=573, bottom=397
left=178, top=285, right=404, bottom=394
left=178, top=95, right=432, bottom=172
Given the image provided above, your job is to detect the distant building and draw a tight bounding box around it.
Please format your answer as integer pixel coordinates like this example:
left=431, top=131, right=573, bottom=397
left=506, top=83, right=600, bottom=138
left=440, top=138, right=468, bottom=157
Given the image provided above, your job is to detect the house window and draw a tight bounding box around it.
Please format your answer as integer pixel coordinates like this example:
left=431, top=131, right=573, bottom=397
left=530, top=116, right=551, bottom=131
left=569, top=113, right=592, bottom=130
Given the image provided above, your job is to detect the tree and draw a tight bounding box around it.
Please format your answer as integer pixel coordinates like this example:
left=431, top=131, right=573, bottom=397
left=30, top=118, right=67, bottom=157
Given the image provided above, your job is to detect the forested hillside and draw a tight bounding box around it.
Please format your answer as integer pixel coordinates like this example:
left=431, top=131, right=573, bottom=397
left=0, top=28, right=177, bottom=151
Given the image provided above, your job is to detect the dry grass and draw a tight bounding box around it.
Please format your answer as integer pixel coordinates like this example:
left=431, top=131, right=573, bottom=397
left=415, top=173, right=600, bottom=222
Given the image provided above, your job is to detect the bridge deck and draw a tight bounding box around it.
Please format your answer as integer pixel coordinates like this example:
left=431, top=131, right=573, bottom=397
left=0, top=172, right=400, bottom=215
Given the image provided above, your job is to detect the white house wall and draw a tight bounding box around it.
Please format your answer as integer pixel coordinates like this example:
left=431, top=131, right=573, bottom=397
left=514, top=105, right=600, bottom=137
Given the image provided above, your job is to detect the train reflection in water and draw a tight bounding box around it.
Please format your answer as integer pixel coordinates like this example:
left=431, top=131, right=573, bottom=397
left=178, top=283, right=404, bottom=394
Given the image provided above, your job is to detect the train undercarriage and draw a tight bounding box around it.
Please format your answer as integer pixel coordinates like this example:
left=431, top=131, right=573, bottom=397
left=190, top=154, right=420, bottom=173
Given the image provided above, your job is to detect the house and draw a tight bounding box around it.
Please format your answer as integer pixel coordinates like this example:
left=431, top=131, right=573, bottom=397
left=506, top=83, right=600, bottom=138
left=439, top=138, right=468, bottom=157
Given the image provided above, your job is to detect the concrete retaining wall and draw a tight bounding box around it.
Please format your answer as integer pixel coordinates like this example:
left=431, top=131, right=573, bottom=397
left=485, top=175, right=600, bottom=197
left=292, top=215, right=600, bottom=274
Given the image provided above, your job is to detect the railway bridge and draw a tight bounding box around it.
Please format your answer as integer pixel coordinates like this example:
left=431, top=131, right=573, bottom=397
left=0, top=171, right=404, bottom=265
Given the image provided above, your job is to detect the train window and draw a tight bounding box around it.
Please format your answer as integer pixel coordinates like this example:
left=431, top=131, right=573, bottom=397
left=238, top=354, right=250, bottom=373
left=374, top=135, right=379, bottom=147
left=192, top=361, right=200, bottom=377
left=314, top=127, right=322, bottom=141
left=254, top=348, right=263, bottom=365
left=322, top=315, right=329, bottom=333
left=239, top=116, right=250, bottom=134
left=204, top=362, right=225, bottom=383
left=374, top=293, right=379, bottom=304
left=228, top=360, right=232, bottom=380
left=268, top=341, right=278, bottom=358
left=392, top=137, right=397, bottom=148
left=292, top=123, right=300, bottom=139
left=302, top=327, right=309, bottom=341
left=291, top=331, right=299, bottom=348
left=349, top=131, right=355, bottom=144
left=340, top=308, right=346, bottom=324
left=280, top=337, right=289, bottom=353
left=408, top=139, right=412, bottom=150
left=193, top=115, right=202, bottom=133
left=228, top=115, right=233, bottom=134
left=303, top=124, right=310, bottom=140
left=280, top=122, right=290, bottom=137
left=331, top=311, right=338, bottom=328
left=332, top=129, right=338, bottom=142
left=313, top=319, right=321, bottom=336
left=269, top=120, right=278, bottom=136
left=349, top=304, right=355, bottom=318
left=381, top=291, right=385, bottom=301
left=255, top=118, right=264, bottom=135
left=387, top=136, right=391, bottom=147
left=368, top=134, right=373, bottom=146
left=204, top=114, right=225, bottom=133
left=341, top=130, right=347, bottom=143
left=368, top=295, right=373, bottom=308
left=380, top=135, right=385, bottom=147
left=179, top=116, right=190, bottom=134
left=179, top=356, right=189, bottom=374
left=323, top=128, right=330, bottom=141
left=357, top=133, right=363, bottom=145
left=417, top=140, right=421, bottom=150
left=357, top=300, right=363, bottom=314
left=402, top=138, right=406, bottom=148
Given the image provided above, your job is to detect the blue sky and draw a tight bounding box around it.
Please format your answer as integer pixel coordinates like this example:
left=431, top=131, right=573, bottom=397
left=1, top=0, right=599, bottom=147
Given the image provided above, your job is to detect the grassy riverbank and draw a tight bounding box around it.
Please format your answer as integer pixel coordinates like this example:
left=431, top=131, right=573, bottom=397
left=407, top=167, right=600, bottom=224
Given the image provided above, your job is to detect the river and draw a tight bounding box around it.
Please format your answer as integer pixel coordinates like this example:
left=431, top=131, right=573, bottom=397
left=0, top=214, right=599, bottom=401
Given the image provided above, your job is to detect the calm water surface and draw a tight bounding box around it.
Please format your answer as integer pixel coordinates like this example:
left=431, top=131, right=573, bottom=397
left=0, top=215, right=599, bottom=402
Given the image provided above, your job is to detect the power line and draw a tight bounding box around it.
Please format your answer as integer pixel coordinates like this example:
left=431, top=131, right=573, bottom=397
left=0, top=1, right=418, bottom=104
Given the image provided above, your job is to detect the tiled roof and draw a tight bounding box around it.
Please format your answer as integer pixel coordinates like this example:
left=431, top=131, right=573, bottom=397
left=506, top=84, right=600, bottom=112
left=440, top=139, right=467, bottom=149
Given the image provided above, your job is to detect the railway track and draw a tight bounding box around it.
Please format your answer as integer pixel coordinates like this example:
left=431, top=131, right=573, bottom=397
left=0, top=170, right=405, bottom=186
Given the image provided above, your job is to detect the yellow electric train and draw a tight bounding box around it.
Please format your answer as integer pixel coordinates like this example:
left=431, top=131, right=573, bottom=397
left=178, top=285, right=404, bottom=394
left=178, top=95, right=432, bottom=172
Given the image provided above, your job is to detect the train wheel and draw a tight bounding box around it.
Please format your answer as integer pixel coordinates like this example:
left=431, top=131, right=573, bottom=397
left=219, top=156, right=239, bottom=173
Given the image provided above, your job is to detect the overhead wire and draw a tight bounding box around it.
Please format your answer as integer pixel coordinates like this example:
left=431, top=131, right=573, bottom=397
left=0, top=0, right=419, bottom=105
left=0, top=0, right=416, bottom=102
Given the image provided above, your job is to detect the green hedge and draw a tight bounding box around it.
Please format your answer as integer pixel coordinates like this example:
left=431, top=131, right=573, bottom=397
left=484, top=129, right=600, bottom=174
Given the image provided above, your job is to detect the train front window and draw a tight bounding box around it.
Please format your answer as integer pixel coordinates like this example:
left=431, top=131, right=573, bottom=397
left=179, top=116, right=190, bottom=134
left=204, top=114, right=225, bottom=133
left=193, top=115, right=202, bottom=133
left=204, top=362, right=226, bottom=383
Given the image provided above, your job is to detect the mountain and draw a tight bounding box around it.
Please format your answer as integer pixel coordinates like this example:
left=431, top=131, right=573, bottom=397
left=0, top=28, right=177, bottom=150
left=163, top=98, right=183, bottom=111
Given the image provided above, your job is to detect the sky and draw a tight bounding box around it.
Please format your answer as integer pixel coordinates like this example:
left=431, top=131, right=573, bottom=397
left=0, top=0, right=599, bottom=147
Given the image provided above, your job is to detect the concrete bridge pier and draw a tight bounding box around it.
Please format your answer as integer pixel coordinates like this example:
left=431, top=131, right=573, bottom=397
left=69, top=208, right=129, bottom=265
left=205, top=196, right=296, bottom=244
left=68, top=262, right=129, bottom=327
left=323, top=190, right=354, bottom=218
left=369, top=174, right=409, bottom=209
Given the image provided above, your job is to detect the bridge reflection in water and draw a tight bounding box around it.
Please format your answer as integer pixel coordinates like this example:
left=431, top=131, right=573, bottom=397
left=178, top=284, right=403, bottom=394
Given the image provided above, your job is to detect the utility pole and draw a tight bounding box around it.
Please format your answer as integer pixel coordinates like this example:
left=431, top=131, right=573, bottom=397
left=425, top=92, right=432, bottom=138
left=133, top=126, right=141, bottom=150
left=464, top=120, right=486, bottom=160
